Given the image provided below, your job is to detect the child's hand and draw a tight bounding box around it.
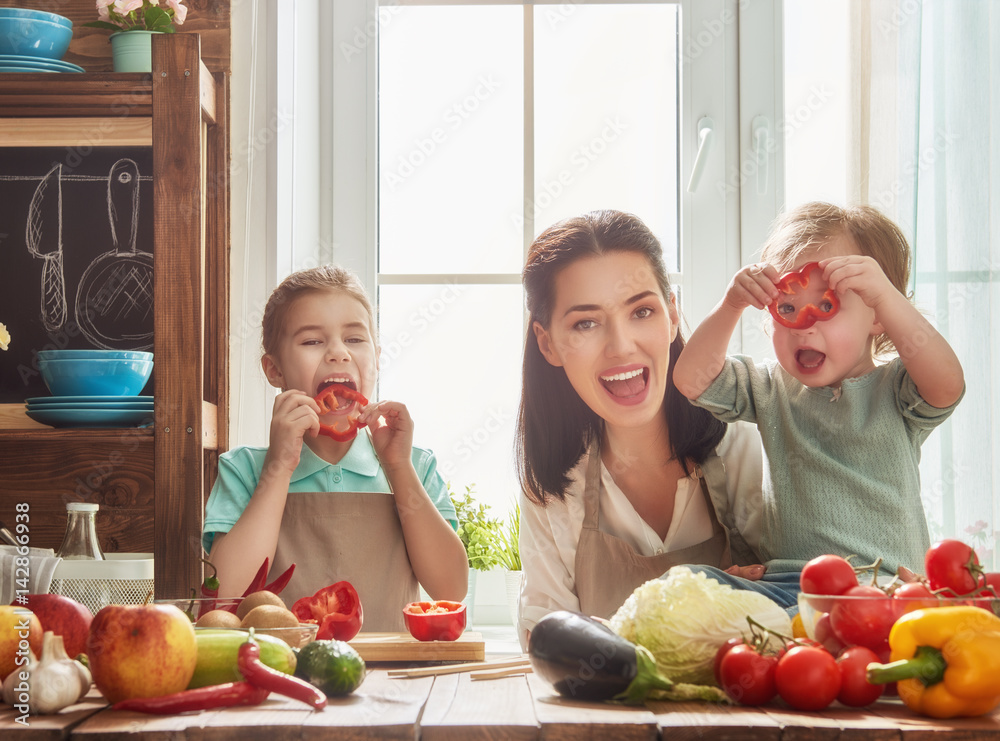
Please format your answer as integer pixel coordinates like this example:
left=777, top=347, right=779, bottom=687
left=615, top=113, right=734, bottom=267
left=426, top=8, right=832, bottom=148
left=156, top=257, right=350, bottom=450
left=725, top=263, right=781, bottom=311
left=820, top=255, right=895, bottom=311
left=359, top=400, right=415, bottom=472
left=266, top=389, right=321, bottom=473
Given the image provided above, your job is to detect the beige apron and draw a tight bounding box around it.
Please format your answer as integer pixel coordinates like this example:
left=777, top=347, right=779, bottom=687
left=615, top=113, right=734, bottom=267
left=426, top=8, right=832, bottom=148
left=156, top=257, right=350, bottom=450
left=575, top=441, right=732, bottom=620
left=270, top=491, right=418, bottom=633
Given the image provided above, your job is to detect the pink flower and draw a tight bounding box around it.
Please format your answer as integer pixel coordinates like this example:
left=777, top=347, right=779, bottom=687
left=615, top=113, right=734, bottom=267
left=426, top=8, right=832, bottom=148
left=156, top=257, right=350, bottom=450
left=965, top=520, right=989, bottom=536
left=114, top=0, right=145, bottom=14
left=96, top=0, right=113, bottom=21
left=166, top=0, right=187, bottom=25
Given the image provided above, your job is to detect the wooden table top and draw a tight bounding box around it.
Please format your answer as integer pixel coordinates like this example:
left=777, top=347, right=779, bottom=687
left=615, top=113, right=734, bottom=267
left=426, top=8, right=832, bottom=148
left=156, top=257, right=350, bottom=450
left=5, top=667, right=1000, bottom=740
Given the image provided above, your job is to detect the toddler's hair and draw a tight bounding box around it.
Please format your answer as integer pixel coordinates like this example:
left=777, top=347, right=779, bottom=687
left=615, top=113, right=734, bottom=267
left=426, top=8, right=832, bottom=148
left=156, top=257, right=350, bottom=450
left=261, top=265, right=376, bottom=357
left=761, top=202, right=911, bottom=357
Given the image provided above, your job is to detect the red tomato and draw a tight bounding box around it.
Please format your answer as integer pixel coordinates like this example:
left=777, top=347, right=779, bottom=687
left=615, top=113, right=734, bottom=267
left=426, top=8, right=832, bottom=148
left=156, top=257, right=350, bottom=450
left=812, top=612, right=847, bottom=655
left=976, top=572, right=1000, bottom=599
left=829, top=585, right=895, bottom=651
left=891, top=581, right=938, bottom=618
left=713, top=636, right=746, bottom=684
left=925, top=539, right=980, bottom=595
left=800, top=555, right=859, bottom=611
left=835, top=646, right=884, bottom=707
left=718, top=643, right=778, bottom=706
left=775, top=645, right=841, bottom=711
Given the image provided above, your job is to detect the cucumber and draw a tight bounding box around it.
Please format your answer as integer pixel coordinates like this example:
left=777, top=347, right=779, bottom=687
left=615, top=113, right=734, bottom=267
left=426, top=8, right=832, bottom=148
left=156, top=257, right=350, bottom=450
left=189, top=629, right=297, bottom=689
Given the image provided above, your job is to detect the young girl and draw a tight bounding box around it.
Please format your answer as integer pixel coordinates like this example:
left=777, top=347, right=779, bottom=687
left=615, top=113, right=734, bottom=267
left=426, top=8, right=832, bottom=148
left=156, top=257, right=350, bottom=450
left=516, top=210, right=766, bottom=644
left=203, top=265, right=467, bottom=631
left=674, top=202, right=965, bottom=598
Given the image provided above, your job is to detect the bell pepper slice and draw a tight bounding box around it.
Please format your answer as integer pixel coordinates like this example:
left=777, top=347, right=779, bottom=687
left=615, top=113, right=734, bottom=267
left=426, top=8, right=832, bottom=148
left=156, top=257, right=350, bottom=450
left=767, top=261, right=841, bottom=329
left=291, top=581, right=364, bottom=641
left=314, top=385, right=369, bottom=442
left=403, top=600, right=467, bottom=642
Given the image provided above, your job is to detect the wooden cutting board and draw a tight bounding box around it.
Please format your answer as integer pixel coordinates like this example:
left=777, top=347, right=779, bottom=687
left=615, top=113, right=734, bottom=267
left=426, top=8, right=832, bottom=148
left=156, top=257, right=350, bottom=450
left=349, top=631, right=485, bottom=662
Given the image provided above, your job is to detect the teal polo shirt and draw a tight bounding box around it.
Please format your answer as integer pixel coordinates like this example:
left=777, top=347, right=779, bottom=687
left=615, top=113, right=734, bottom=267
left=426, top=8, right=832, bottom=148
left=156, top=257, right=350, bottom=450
left=202, top=433, right=457, bottom=553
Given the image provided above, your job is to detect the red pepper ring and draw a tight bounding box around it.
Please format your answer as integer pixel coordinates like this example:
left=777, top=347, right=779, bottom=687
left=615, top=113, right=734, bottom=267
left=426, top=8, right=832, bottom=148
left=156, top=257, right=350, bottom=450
left=314, top=385, right=369, bottom=442
left=403, top=600, right=467, bottom=642
left=767, top=261, right=841, bottom=330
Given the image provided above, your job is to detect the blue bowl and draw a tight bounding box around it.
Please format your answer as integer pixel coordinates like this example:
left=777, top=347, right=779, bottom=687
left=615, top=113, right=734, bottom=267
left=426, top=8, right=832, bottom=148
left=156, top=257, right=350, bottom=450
left=0, top=17, right=73, bottom=60
left=37, top=349, right=153, bottom=362
left=0, top=8, right=72, bottom=29
left=39, top=358, right=153, bottom=397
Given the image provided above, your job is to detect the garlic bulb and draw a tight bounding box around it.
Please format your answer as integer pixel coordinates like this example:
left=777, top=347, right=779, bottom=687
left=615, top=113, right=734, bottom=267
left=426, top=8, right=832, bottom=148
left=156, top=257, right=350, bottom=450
left=2, top=631, right=92, bottom=714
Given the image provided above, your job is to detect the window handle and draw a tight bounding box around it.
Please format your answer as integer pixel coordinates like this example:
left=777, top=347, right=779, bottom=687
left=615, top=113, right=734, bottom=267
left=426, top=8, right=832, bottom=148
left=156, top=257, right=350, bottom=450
left=752, top=115, right=771, bottom=195
left=686, top=116, right=714, bottom=193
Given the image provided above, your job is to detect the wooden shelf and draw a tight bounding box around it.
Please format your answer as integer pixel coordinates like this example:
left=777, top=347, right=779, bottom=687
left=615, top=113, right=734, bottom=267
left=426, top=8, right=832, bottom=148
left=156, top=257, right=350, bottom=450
left=0, top=35, right=230, bottom=598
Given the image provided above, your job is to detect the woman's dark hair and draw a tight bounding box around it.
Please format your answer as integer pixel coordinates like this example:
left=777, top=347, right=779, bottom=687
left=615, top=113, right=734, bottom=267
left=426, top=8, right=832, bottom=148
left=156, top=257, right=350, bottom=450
left=515, top=209, right=726, bottom=505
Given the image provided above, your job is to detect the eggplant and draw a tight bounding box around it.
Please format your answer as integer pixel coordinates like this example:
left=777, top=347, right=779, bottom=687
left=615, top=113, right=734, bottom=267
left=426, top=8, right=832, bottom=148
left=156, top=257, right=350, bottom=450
left=527, top=611, right=673, bottom=703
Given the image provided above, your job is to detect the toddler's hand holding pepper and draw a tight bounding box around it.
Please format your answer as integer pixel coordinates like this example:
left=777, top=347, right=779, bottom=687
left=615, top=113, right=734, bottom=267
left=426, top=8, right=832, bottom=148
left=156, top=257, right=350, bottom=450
left=726, top=263, right=781, bottom=312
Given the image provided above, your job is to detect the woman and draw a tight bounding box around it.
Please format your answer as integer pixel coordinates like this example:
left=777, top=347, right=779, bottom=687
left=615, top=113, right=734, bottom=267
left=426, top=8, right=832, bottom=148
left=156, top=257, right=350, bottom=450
left=516, top=210, right=765, bottom=645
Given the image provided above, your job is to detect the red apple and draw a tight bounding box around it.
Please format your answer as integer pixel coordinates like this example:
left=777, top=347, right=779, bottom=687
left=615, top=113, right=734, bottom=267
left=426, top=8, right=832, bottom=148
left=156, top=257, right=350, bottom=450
left=0, top=605, right=42, bottom=681
left=87, top=603, right=197, bottom=704
left=19, top=594, right=93, bottom=659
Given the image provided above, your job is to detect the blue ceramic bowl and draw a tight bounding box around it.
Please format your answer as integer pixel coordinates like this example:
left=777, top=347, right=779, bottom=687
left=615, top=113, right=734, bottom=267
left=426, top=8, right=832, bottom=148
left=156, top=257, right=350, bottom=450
left=37, top=349, right=153, bottom=362
left=0, top=17, right=74, bottom=60
left=0, top=8, right=73, bottom=29
left=39, top=357, right=153, bottom=397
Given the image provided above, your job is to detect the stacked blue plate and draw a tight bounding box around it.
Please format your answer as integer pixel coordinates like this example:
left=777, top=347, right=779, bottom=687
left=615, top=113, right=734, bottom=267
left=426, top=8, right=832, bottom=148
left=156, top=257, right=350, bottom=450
left=0, top=54, right=84, bottom=73
left=25, top=395, right=154, bottom=428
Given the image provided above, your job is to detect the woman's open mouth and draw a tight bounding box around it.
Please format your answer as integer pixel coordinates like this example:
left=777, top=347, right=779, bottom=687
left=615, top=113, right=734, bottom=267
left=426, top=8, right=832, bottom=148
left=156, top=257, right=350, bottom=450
left=599, top=366, right=650, bottom=406
left=795, top=348, right=826, bottom=374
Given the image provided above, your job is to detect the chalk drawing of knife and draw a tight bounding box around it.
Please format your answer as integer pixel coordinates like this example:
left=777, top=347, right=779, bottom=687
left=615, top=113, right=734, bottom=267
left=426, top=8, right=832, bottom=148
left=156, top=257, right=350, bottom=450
left=25, top=164, right=68, bottom=332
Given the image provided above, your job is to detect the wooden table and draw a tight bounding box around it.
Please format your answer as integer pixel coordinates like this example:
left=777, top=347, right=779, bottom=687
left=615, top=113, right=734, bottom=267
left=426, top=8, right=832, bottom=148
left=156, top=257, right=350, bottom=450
left=5, top=668, right=1000, bottom=740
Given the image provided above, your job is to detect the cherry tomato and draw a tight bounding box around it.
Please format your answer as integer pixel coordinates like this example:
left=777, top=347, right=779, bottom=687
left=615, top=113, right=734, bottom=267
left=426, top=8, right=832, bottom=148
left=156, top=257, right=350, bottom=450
left=925, top=539, right=980, bottom=595
left=835, top=646, right=884, bottom=707
left=891, top=580, right=938, bottom=618
left=718, top=643, right=778, bottom=706
left=812, top=612, right=847, bottom=655
left=976, top=572, right=1000, bottom=599
left=829, top=585, right=895, bottom=651
left=800, top=555, right=859, bottom=611
left=713, top=636, right=745, bottom=684
left=775, top=645, right=841, bottom=711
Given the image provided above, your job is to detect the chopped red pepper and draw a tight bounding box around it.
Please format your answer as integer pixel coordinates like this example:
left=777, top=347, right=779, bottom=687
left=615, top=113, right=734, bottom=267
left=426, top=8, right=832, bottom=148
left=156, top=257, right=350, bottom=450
left=291, top=581, right=364, bottom=641
left=112, top=681, right=269, bottom=714
left=238, top=634, right=327, bottom=710
left=314, top=385, right=369, bottom=443
left=403, top=600, right=467, bottom=642
left=767, top=261, right=841, bottom=329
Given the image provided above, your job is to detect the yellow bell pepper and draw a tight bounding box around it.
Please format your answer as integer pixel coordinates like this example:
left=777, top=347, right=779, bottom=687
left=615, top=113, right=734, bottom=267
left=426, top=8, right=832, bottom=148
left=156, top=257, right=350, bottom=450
left=866, top=606, right=1000, bottom=718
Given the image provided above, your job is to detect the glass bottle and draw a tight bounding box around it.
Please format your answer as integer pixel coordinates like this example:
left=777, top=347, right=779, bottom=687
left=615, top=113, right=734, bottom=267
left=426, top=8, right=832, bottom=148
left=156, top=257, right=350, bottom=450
left=56, top=502, right=105, bottom=560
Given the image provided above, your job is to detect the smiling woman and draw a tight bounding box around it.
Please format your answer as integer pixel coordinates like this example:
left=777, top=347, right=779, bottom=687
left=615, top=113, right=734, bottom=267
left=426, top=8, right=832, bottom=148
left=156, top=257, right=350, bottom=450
left=514, top=209, right=766, bottom=647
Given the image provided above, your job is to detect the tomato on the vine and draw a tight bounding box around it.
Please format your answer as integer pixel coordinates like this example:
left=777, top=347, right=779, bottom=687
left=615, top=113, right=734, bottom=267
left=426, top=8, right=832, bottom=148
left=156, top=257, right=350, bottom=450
left=891, top=580, right=937, bottom=617
left=829, top=585, right=895, bottom=651
left=835, top=646, right=883, bottom=707
left=713, top=637, right=746, bottom=684
left=800, top=555, right=859, bottom=611
left=925, top=539, right=981, bottom=595
left=775, top=645, right=840, bottom=711
left=976, top=572, right=1000, bottom=599
left=812, top=612, right=847, bottom=655
left=718, top=643, right=778, bottom=706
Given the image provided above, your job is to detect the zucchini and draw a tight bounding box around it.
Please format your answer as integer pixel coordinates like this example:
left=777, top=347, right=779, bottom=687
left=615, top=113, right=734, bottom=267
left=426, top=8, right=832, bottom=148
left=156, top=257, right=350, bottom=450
left=188, top=629, right=297, bottom=689
left=527, top=611, right=673, bottom=703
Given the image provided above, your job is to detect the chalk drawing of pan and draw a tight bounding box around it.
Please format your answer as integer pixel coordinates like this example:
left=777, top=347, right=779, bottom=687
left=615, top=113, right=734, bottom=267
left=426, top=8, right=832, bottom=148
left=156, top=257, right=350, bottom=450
left=26, top=163, right=68, bottom=333
left=75, top=158, right=153, bottom=350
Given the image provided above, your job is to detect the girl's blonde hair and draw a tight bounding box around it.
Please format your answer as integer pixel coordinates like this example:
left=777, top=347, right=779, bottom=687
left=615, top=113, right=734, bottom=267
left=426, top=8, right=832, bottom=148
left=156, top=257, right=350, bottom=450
left=761, top=202, right=911, bottom=357
left=261, top=265, right=376, bottom=357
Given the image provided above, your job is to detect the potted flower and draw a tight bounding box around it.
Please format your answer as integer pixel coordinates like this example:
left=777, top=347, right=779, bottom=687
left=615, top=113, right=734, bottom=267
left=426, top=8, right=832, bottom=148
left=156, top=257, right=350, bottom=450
left=86, top=0, right=188, bottom=73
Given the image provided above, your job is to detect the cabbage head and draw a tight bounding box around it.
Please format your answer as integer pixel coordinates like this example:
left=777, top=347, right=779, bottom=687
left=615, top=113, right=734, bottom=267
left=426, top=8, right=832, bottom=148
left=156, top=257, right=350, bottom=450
left=609, top=566, right=792, bottom=686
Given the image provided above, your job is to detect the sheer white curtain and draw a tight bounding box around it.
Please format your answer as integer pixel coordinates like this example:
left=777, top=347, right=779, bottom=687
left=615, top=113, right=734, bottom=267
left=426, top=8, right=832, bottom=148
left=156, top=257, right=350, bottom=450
left=851, top=0, right=998, bottom=568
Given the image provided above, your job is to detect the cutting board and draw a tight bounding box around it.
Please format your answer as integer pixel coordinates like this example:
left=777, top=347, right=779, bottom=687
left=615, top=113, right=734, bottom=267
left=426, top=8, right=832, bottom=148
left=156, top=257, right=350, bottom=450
left=349, top=631, right=486, bottom=662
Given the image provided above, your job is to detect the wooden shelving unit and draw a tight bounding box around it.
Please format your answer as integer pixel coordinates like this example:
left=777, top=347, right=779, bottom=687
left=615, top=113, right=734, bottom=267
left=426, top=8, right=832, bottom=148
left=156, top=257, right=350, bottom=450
left=0, top=34, right=229, bottom=598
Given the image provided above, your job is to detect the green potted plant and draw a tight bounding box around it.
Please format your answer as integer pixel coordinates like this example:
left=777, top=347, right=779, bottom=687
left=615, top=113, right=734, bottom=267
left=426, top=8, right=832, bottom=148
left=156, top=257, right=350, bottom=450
left=86, top=0, right=189, bottom=72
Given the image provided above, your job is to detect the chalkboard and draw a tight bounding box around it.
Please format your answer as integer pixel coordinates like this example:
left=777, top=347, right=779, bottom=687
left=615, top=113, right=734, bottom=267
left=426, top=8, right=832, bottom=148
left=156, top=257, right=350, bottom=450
left=0, top=148, right=155, bottom=402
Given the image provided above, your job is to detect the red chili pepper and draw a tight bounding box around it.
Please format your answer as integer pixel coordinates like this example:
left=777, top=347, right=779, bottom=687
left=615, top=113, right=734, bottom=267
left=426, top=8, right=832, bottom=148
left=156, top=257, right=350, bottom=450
left=263, top=563, right=296, bottom=596
left=402, top=600, right=467, bottom=642
left=238, top=634, right=327, bottom=710
left=112, top=681, right=269, bottom=714
left=767, top=261, right=841, bottom=329
left=291, top=581, right=364, bottom=641
left=314, top=385, right=369, bottom=443
left=241, top=557, right=270, bottom=598
left=197, top=558, right=221, bottom=618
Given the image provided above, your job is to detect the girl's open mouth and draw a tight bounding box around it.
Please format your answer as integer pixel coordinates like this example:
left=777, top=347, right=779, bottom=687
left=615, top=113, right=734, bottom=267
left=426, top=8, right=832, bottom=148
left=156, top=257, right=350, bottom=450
left=795, top=348, right=826, bottom=374
left=316, top=378, right=358, bottom=412
left=599, top=366, right=650, bottom=405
